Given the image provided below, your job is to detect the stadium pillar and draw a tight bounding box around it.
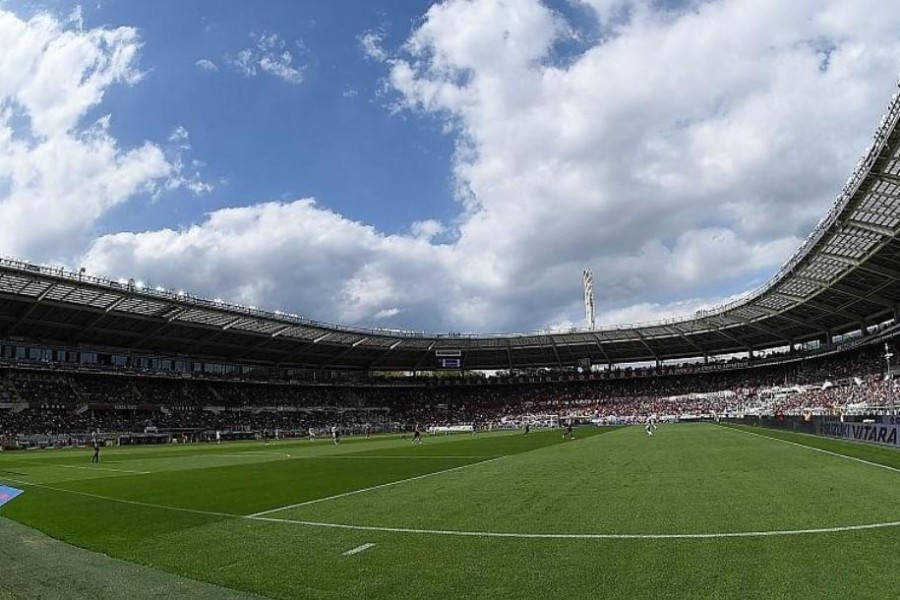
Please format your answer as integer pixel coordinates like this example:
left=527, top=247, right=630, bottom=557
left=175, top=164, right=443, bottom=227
left=825, top=331, right=833, bottom=346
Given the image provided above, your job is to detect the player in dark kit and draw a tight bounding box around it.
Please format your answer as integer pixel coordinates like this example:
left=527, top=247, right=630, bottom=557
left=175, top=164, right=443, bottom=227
left=91, top=436, right=100, bottom=464
left=523, top=422, right=531, bottom=436
left=411, top=424, right=423, bottom=444
left=563, top=423, right=574, bottom=440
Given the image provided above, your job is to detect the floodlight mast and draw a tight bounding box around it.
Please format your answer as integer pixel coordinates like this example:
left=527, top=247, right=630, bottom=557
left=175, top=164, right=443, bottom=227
left=583, top=269, right=595, bottom=331
left=885, top=343, right=896, bottom=416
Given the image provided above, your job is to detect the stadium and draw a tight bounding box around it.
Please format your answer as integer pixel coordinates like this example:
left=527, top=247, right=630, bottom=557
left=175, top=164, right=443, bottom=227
left=2, top=2, right=900, bottom=599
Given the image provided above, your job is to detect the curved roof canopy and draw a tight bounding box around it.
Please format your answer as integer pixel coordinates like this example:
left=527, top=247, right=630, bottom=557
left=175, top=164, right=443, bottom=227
left=4, top=85, right=900, bottom=370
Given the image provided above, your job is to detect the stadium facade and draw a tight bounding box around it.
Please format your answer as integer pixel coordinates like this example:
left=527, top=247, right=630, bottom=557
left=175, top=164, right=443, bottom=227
left=4, top=88, right=900, bottom=372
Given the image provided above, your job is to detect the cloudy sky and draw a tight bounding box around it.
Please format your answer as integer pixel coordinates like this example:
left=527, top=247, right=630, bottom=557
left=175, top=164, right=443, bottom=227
left=1, top=0, right=899, bottom=334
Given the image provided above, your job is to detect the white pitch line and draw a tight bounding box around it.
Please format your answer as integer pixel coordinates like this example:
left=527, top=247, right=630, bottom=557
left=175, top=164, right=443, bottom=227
left=247, top=455, right=507, bottom=518
left=252, top=515, right=900, bottom=539
left=215, top=454, right=495, bottom=460
left=51, top=464, right=151, bottom=475
left=720, top=426, right=900, bottom=476
left=299, top=455, right=500, bottom=460
left=342, top=542, right=376, bottom=556
left=213, top=453, right=290, bottom=459
left=2, top=474, right=899, bottom=540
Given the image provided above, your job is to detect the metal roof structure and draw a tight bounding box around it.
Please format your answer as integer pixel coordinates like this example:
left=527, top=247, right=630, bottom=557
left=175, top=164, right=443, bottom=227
left=4, top=85, right=900, bottom=370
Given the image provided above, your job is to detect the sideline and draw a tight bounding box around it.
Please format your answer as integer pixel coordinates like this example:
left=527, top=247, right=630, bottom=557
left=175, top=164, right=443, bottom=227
left=718, top=425, right=900, bottom=476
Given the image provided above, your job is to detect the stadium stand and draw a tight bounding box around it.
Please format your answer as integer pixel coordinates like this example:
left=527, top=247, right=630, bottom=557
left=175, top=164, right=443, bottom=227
left=1, top=332, right=896, bottom=447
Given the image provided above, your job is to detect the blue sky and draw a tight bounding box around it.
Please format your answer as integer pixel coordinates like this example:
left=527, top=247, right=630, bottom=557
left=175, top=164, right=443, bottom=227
left=1, top=1, right=899, bottom=333
left=14, top=0, right=460, bottom=236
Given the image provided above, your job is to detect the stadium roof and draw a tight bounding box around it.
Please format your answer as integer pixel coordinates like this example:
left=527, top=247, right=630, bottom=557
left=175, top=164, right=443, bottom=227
left=5, top=87, right=900, bottom=370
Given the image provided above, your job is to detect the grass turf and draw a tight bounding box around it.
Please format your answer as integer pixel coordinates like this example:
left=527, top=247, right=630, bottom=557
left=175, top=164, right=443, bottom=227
left=1, top=424, right=899, bottom=598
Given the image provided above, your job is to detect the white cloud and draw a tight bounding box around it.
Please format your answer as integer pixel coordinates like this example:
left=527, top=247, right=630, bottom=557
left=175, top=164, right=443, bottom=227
left=373, top=307, right=401, bottom=320
left=162, top=126, right=213, bottom=196
left=411, top=219, right=445, bottom=240
left=226, top=32, right=305, bottom=84
left=84, top=200, right=457, bottom=327
left=0, top=8, right=203, bottom=263
left=359, top=29, right=388, bottom=61
left=10, top=1, right=900, bottom=336
left=195, top=58, right=218, bottom=71
left=374, top=0, right=900, bottom=329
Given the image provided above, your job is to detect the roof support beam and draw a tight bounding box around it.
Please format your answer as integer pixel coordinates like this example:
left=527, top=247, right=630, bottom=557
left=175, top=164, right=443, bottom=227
left=664, top=326, right=707, bottom=355
left=791, top=275, right=829, bottom=287
left=185, top=317, right=251, bottom=355
left=410, top=341, right=437, bottom=372
left=221, top=317, right=244, bottom=331
left=327, top=342, right=372, bottom=366
left=820, top=252, right=899, bottom=280
left=633, top=330, right=657, bottom=361
left=7, top=283, right=57, bottom=336
left=740, top=320, right=792, bottom=344
left=134, top=308, right=190, bottom=348
left=713, top=328, right=750, bottom=350
left=753, top=306, right=826, bottom=334
left=104, top=297, right=126, bottom=313
left=828, top=282, right=896, bottom=309
left=591, top=333, right=611, bottom=365
left=845, top=219, right=895, bottom=237
left=271, top=325, right=291, bottom=338
left=874, top=172, right=900, bottom=186
left=801, top=298, right=866, bottom=323
left=232, top=327, right=294, bottom=360
left=69, top=297, right=128, bottom=343
left=365, top=340, right=404, bottom=370
left=547, top=335, right=563, bottom=368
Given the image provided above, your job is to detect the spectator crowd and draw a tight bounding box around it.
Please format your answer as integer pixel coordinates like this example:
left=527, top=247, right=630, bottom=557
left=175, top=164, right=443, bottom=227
left=1, top=341, right=896, bottom=445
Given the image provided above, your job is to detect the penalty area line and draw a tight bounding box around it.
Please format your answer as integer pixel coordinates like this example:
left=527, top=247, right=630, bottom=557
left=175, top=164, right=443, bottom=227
left=1, top=474, right=899, bottom=540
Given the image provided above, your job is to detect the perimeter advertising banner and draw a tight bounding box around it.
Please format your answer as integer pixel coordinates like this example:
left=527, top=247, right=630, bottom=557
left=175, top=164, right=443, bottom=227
left=819, top=421, right=900, bottom=448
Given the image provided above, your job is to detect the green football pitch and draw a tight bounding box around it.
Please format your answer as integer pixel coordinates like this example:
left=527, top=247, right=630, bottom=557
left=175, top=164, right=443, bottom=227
left=2, top=423, right=900, bottom=598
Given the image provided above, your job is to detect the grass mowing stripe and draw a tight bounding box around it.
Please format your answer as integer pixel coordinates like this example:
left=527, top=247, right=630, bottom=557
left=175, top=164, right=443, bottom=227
left=720, top=424, right=900, bottom=476
left=0, top=475, right=238, bottom=520
left=3, top=424, right=900, bottom=598
left=5, top=470, right=900, bottom=540
left=247, top=455, right=508, bottom=517
left=52, top=464, right=151, bottom=475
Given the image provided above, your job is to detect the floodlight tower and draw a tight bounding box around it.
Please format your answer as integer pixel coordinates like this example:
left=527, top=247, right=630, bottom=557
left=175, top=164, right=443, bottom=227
left=583, top=269, right=596, bottom=331
left=885, top=343, right=896, bottom=415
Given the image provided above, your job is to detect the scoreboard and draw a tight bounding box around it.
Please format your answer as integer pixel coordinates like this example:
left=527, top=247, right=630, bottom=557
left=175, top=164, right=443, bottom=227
left=435, top=349, right=463, bottom=369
